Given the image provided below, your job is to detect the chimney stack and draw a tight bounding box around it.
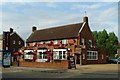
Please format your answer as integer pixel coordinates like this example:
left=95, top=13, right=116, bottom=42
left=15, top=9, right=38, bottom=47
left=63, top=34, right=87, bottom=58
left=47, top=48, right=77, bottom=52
left=83, top=16, right=88, bottom=23
left=32, top=26, right=37, bottom=32
left=10, top=28, right=13, bottom=33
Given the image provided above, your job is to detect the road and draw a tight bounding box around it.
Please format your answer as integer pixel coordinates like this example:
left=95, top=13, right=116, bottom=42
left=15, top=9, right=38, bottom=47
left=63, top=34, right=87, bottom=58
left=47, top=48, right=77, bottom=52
left=1, top=64, right=119, bottom=80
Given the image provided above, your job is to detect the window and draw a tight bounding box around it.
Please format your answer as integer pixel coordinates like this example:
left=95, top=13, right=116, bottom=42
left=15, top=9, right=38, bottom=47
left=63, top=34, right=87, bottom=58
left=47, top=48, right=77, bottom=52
left=83, top=53, right=85, bottom=59
left=88, top=40, right=92, bottom=47
left=43, top=52, right=48, bottom=59
left=102, top=54, right=104, bottom=59
left=53, top=49, right=67, bottom=60
left=87, top=51, right=98, bottom=60
left=38, top=52, right=42, bottom=59
left=54, top=40, right=58, bottom=44
left=37, top=49, right=48, bottom=62
left=33, top=42, right=36, bottom=46
left=25, top=54, right=33, bottom=59
left=45, top=41, right=51, bottom=44
left=63, top=51, right=66, bottom=59
left=19, top=41, right=21, bottom=45
left=40, top=42, right=43, bottom=44
left=13, top=40, right=15, bottom=44
left=62, top=39, right=68, bottom=44
left=38, top=52, right=48, bottom=59
left=80, top=38, right=85, bottom=45
left=53, top=51, right=59, bottom=59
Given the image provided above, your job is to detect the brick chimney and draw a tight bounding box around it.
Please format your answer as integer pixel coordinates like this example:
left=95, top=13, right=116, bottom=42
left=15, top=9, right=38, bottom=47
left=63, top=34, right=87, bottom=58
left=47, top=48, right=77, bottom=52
left=10, top=28, right=13, bottom=33
left=32, top=26, right=37, bottom=32
left=83, top=16, right=88, bottom=24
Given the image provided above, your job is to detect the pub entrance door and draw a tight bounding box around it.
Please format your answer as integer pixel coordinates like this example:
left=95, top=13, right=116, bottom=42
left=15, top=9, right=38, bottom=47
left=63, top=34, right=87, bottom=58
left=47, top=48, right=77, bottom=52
left=76, top=54, right=80, bottom=64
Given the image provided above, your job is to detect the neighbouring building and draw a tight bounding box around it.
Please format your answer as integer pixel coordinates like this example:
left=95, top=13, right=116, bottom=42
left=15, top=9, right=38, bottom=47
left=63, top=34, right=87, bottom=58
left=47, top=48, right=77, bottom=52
left=0, top=34, right=3, bottom=60
left=3, top=28, right=24, bottom=57
left=9, top=28, right=24, bottom=53
left=15, top=16, right=106, bottom=69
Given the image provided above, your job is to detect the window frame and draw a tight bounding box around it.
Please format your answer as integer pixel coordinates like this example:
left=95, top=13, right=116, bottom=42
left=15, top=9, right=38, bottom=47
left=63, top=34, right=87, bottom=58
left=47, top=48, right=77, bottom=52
left=81, top=38, right=85, bottom=45
left=62, top=39, right=68, bottom=44
left=87, top=51, right=98, bottom=60
left=88, top=40, right=92, bottom=47
left=54, top=40, right=58, bottom=45
left=19, top=41, right=21, bottom=45
left=13, top=40, right=16, bottom=44
left=53, top=49, right=67, bottom=60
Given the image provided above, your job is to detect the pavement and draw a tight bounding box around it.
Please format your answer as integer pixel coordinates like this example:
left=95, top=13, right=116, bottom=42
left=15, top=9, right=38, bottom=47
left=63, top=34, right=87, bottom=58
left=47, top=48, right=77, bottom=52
left=2, top=64, right=119, bottom=74
left=2, top=66, right=67, bottom=73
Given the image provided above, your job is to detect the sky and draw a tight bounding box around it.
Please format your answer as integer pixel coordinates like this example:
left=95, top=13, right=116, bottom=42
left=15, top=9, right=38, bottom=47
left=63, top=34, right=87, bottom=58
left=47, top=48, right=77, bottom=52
left=0, top=1, right=119, bottom=41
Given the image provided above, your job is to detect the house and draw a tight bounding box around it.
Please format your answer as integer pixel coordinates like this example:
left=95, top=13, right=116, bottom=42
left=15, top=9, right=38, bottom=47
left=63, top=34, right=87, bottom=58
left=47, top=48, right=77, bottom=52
left=15, top=16, right=106, bottom=69
left=9, top=28, right=24, bottom=53
left=3, top=28, right=24, bottom=61
left=26, top=16, right=106, bottom=65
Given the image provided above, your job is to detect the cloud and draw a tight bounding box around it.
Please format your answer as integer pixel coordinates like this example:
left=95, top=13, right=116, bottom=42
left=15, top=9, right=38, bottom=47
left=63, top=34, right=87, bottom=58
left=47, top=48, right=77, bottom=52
left=71, top=3, right=102, bottom=10
left=0, top=0, right=119, bottom=2
left=1, top=2, right=118, bottom=40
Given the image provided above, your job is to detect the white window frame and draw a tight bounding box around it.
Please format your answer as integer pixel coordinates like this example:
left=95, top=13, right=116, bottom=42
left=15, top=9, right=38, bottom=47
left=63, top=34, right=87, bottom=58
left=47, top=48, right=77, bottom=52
left=33, top=42, right=36, bottom=46
left=13, top=40, right=15, bottom=44
left=81, top=38, right=85, bottom=45
left=37, top=49, right=48, bottom=62
left=54, top=40, right=58, bottom=45
left=62, top=39, right=68, bottom=44
left=83, top=53, right=85, bottom=59
left=45, top=41, right=51, bottom=44
left=102, top=54, right=104, bottom=59
left=19, top=41, right=21, bottom=45
left=40, top=42, right=44, bottom=44
left=24, top=50, right=34, bottom=59
left=53, top=49, right=67, bottom=60
left=88, top=40, right=92, bottom=47
left=87, top=51, right=98, bottom=60
left=25, top=54, right=33, bottom=59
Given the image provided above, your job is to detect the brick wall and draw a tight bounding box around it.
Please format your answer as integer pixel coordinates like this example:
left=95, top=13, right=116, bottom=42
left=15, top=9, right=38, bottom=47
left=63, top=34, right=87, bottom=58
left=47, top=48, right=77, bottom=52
left=86, top=49, right=107, bottom=64
left=13, top=60, right=69, bottom=69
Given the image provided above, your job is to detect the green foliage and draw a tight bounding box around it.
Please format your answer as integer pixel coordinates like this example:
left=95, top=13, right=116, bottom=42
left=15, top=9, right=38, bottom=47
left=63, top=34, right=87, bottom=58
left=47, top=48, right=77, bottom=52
left=92, top=29, right=118, bottom=58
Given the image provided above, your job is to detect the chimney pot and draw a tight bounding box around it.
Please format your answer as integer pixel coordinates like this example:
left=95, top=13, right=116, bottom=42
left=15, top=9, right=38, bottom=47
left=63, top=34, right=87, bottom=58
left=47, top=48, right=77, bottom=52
left=10, top=28, right=13, bottom=33
left=32, top=26, right=37, bottom=32
left=83, top=16, right=88, bottom=23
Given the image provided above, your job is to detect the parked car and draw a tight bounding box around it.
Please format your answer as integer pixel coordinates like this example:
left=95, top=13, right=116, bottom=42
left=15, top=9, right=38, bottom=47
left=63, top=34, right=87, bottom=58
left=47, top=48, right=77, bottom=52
left=117, top=57, right=120, bottom=64
left=107, top=58, right=120, bottom=64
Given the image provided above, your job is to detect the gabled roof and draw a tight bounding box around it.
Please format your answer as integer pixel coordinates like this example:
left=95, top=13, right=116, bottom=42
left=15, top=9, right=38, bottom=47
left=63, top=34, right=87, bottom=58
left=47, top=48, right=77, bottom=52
left=10, top=32, right=24, bottom=42
left=26, top=23, right=84, bottom=43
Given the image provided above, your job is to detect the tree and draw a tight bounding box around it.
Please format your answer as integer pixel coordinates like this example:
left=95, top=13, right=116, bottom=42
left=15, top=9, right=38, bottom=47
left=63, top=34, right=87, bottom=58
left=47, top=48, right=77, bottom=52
left=92, top=31, right=98, bottom=43
left=106, top=32, right=118, bottom=57
left=97, top=29, right=108, bottom=50
left=92, top=29, right=118, bottom=58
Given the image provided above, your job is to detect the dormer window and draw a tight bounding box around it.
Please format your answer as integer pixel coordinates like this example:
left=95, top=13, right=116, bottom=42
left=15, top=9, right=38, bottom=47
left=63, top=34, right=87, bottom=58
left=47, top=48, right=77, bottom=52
left=80, top=38, right=85, bottom=45
left=54, top=40, right=58, bottom=44
left=62, top=39, right=68, bottom=44
left=40, top=42, right=43, bottom=44
left=45, top=41, right=51, bottom=44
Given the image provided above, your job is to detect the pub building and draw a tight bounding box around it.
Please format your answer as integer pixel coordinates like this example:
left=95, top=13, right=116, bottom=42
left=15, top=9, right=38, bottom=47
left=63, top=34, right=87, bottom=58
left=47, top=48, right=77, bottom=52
left=16, top=16, right=106, bottom=69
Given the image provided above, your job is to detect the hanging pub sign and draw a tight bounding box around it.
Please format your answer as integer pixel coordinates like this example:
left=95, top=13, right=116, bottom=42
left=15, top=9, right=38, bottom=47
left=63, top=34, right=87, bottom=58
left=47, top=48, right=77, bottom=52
left=75, top=48, right=81, bottom=54
left=2, top=50, right=11, bottom=67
